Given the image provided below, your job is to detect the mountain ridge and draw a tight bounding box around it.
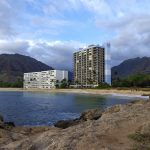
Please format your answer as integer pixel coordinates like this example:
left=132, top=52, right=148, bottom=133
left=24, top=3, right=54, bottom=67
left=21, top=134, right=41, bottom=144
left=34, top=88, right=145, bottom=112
left=0, top=53, right=53, bottom=82
left=111, top=57, right=150, bottom=80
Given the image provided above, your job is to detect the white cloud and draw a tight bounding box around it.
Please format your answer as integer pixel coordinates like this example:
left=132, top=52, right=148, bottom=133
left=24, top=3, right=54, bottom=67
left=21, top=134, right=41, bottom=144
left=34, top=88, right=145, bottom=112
left=0, top=0, right=18, bottom=38
left=31, top=17, right=71, bottom=27
left=0, top=40, right=29, bottom=54
left=42, top=0, right=81, bottom=17
left=0, top=39, right=85, bottom=70
left=0, top=0, right=150, bottom=69
left=94, top=0, right=150, bottom=66
left=80, top=0, right=112, bottom=17
left=109, top=14, right=150, bottom=63
left=27, top=40, right=86, bottom=70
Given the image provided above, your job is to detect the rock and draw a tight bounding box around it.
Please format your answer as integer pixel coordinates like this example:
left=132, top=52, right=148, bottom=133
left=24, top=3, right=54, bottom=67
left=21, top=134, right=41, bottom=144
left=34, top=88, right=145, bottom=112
left=0, top=122, right=15, bottom=130
left=0, top=115, right=15, bottom=129
left=0, top=123, right=4, bottom=129
left=54, top=119, right=80, bottom=129
left=4, top=122, right=15, bottom=127
left=80, top=108, right=103, bottom=121
left=0, top=115, right=4, bottom=129
left=2, top=99, right=150, bottom=150
left=54, top=108, right=103, bottom=129
left=0, top=115, right=4, bottom=122
left=104, top=105, right=121, bottom=114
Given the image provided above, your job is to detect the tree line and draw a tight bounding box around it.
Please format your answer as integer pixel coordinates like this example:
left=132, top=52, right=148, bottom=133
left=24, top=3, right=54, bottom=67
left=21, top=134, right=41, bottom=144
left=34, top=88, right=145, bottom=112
left=0, top=74, right=149, bottom=88
left=0, top=80, right=23, bottom=88
left=112, top=74, right=150, bottom=88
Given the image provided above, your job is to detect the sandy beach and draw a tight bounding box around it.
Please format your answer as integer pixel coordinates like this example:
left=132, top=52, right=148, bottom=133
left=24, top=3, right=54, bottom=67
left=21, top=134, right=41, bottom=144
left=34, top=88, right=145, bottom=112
left=0, top=88, right=149, bottom=97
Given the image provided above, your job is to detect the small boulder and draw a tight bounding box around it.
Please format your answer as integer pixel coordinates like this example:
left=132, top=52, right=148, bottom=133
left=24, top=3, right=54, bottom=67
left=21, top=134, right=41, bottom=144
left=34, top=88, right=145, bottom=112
left=104, top=105, right=121, bottom=114
left=54, top=108, right=103, bottom=129
left=0, top=115, right=4, bottom=122
left=54, top=119, right=80, bottom=129
left=0, top=121, right=15, bottom=129
left=80, top=108, right=103, bottom=121
left=4, top=122, right=15, bottom=127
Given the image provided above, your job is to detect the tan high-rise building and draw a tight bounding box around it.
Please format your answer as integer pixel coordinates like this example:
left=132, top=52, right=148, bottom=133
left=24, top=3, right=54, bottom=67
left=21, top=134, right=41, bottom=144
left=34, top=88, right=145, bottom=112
left=73, top=45, right=105, bottom=87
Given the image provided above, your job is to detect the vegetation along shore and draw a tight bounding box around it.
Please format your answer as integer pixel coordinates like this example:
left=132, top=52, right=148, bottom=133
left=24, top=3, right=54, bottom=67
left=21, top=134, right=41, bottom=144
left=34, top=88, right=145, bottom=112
left=0, top=88, right=149, bottom=98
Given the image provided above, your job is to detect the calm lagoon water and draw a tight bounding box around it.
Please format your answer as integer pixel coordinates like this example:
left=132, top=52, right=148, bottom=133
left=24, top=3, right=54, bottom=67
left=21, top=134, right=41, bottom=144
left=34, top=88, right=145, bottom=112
left=0, top=91, right=145, bottom=126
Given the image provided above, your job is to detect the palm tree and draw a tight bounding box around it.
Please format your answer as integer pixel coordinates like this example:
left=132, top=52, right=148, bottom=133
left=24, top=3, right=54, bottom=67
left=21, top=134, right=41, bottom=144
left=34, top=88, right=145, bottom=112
left=87, top=78, right=93, bottom=87
left=55, top=80, right=59, bottom=88
left=75, top=80, right=79, bottom=85
left=60, top=78, right=68, bottom=88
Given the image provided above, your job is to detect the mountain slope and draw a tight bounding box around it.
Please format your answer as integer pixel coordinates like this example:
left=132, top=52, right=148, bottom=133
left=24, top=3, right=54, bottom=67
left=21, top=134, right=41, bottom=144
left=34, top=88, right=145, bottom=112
left=111, top=57, right=150, bottom=80
left=0, top=54, right=53, bottom=82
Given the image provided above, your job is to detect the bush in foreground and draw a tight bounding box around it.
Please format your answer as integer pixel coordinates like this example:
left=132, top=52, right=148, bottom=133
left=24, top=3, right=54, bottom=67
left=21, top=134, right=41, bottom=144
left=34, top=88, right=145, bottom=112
left=128, top=132, right=150, bottom=150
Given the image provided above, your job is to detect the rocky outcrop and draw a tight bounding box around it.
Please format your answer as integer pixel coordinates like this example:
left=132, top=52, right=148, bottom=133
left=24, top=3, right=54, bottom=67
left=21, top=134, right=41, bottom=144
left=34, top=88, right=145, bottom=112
left=54, top=119, right=81, bottom=129
left=0, top=115, right=3, bottom=122
left=80, top=108, right=103, bottom=121
left=0, top=115, right=15, bottom=130
left=54, top=108, right=103, bottom=129
left=1, top=100, right=150, bottom=150
left=0, top=117, right=52, bottom=147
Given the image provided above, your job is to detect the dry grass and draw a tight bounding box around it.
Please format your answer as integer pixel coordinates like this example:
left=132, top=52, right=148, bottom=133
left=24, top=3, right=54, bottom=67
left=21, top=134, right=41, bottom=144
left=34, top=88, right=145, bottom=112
left=128, top=132, right=150, bottom=150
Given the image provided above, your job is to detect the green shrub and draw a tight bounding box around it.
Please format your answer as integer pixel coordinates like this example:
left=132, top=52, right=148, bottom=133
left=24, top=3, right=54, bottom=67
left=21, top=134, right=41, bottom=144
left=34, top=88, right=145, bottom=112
left=95, top=82, right=111, bottom=89
left=112, top=74, right=150, bottom=88
left=0, top=80, right=23, bottom=88
left=128, top=132, right=150, bottom=150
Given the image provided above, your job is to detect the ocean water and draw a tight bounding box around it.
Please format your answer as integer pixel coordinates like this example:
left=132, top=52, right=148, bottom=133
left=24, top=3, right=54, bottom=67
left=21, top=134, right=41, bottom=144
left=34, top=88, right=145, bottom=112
left=0, top=91, right=145, bottom=126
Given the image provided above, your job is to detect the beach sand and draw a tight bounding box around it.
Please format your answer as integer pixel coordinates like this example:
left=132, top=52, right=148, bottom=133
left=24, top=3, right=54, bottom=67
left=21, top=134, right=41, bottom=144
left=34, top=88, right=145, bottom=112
left=0, top=88, right=149, bottom=97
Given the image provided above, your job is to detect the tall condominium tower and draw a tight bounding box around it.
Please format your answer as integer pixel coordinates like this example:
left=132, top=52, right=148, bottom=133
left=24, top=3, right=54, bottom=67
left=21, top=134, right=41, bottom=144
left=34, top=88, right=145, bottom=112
left=73, top=45, right=105, bottom=87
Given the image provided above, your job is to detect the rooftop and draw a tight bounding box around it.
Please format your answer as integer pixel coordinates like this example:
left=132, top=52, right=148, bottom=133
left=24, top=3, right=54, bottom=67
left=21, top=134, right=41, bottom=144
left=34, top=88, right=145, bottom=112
left=74, top=44, right=104, bottom=54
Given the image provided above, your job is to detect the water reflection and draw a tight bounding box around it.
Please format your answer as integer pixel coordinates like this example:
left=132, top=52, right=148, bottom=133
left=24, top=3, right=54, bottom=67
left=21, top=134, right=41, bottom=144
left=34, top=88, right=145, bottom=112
left=73, top=94, right=106, bottom=111
left=0, top=91, right=144, bottom=126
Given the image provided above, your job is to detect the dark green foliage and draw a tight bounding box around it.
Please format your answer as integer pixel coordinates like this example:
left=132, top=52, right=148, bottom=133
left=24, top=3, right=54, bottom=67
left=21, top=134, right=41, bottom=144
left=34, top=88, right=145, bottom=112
left=95, top=82, right=111, bottom=89
left=112, top=74, right=150, bottom=88
left=129, top=133, right=150, bottom=143
left=60, top=78, right=68, bottom=88
left=68, top=80, right=72, bottom=86
left=128, top=132, right=150, bottom=150
left=0, top=78, right=23, bottom=88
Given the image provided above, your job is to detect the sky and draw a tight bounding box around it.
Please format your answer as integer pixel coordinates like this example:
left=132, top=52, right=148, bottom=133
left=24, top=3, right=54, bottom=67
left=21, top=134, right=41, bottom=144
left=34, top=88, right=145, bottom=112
left=0, top=0, right=150, bottom=71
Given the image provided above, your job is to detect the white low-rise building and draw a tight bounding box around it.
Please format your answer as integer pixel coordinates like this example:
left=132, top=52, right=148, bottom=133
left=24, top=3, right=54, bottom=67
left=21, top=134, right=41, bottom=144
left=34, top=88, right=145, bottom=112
left=24, top=70, right=68, bottom=89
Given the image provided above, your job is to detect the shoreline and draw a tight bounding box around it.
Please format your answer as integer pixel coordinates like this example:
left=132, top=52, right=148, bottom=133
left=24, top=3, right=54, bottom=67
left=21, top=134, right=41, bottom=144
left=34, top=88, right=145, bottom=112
left=0, top=88, right=149, bottom=98
left=1, top=99, right=150, bottom=149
